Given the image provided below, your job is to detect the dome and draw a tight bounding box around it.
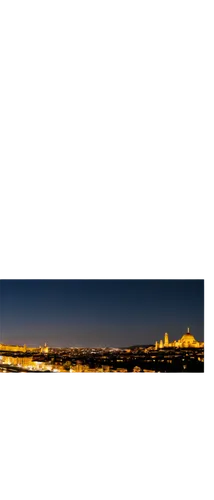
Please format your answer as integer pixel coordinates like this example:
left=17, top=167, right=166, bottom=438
left=180, top=333, right=196, bottom=344
left=178, top=328, right=199, bottom=346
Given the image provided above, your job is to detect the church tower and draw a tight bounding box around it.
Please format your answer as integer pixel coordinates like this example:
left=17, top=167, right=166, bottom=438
left=44, top=342, right=49, bottom=354
left=164, top=332, right=169, bottom=346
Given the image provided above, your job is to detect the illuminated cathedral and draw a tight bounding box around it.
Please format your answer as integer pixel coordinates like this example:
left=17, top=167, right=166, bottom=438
left=155, top=327, right=204, bottom=349
left=0, top=342, right=49, bottom=353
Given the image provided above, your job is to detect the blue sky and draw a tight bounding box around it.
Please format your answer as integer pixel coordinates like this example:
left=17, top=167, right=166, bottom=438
left=0, top=280, right=204, bottom=347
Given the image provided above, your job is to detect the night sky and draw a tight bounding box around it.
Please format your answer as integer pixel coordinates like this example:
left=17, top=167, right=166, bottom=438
left=0, top=280, right=204, bottom=347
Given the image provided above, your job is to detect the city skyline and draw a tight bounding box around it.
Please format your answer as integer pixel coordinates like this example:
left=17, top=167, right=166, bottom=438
left=0, top=280, right=204, bottom=348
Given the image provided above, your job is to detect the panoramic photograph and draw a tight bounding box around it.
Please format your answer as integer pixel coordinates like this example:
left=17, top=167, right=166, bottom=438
left=0, top=280, right=204, bottom=373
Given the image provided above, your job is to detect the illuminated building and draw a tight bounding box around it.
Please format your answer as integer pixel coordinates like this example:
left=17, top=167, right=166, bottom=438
left=164, top=332, right=169, bottom=346
left=155, top=327, right=204, bottom=349
left=177, top=327, right=202, bottom=348
left=0, top=343, right=37, bottom=353
left=143, top=370, right=155, bottom=377
left=76, top=362, right=84, bottom=372
left=69, top=364, right=106, bottom=373
left=80, top=365, right=89, bottom=376
left=133, top=366, right=141, bottom=372
left=70, top=366, right=77, bottom=377
left=40, top=343, right=49, bottom=354
left=102, top=365, right=110, bottom=372
left=0, top=355, right=36, bottom=369
left=116, top=368, right=128, bottom=372
left=43, top=343, right=49, bottom=354
left=87, top=368, right=97, bottom=377
left=96, top=368, right=104, bottom=376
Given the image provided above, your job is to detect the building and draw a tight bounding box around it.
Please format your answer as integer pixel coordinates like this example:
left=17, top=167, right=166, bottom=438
left=116, top=368, right=128, bottom=372
left=40, top=343, right=49, bottom=354
left=143, top=370, right=156, bottom=377
left=7, top=359, right=52, bottom=372
left=96, top=367, right=104, bottom=377
left=102, top=365, right=110, bottom=372
left=155, top=327, right=204, bottom=349
left=133, top=366, right=141, bottom=372
left=0, top=343, right=37, bottom=353
left=164, top=332, right=169, bottom=346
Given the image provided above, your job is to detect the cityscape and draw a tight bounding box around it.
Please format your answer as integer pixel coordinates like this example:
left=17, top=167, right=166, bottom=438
left=0, top=280, right=204, bottom=373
